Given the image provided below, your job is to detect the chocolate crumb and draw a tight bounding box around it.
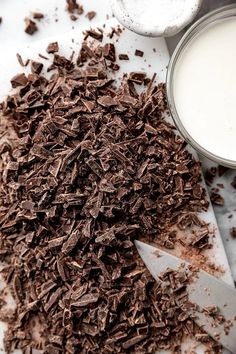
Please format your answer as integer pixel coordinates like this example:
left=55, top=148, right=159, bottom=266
left=24, top=18, right=38, bottom=35
left=204, top=167, right=217, bottom=186
left=70, top=14, right=77, bottom=21
left=231, top=176, right=236, bottom=189
left=46, top=42, right=59, bottom=54
left=86, top=11, right=96, bottom=21
left=16, top=53, right=29, bottom=67
left=210, top=192, right=224, bottom=206
left=135, top=49, right=144, bottom=57
left=119, top=54, right=129, bottom=60
left=32, top=12, right=44, bottom=20
left=31, top=60, right=43, bottom=74
left=230, top=227, right=236, bottom=238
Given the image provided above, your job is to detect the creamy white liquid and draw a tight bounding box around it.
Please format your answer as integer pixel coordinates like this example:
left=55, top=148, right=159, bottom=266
left=173, top=19, right=236, bottom=162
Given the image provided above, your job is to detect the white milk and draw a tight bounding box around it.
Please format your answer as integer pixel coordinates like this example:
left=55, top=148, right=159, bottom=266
left=173, top=18, right=236, bottom=162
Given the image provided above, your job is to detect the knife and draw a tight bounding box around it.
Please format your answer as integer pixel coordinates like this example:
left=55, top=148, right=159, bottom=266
left=135, top=240, right=236, bottom=353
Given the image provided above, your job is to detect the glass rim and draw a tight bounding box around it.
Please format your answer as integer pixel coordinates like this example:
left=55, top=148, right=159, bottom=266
left=166, top=4, right=236, bottom=168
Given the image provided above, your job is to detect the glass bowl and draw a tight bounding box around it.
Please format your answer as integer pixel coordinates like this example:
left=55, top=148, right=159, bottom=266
left=167, top=4, right=236, bottom=168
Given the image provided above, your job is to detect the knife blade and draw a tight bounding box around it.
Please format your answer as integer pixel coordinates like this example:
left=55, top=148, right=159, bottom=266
left=135, top=240, right=236, bottom=353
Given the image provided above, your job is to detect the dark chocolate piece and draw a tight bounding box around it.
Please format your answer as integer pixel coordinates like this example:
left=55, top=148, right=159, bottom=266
left=16, top=53, right=29, bottom=67
left=46, top=41, right=59, bottom=54
left=32, top=12, right=44, bottom=20
left=103, top=43, right=116, bottom=62
left=210, top=192, right=224, bottom=206
left=119, top=54, right=129, bottom=60
left=86, top=11, right=96, bottom=21
left=10, top=73, right=28, bottom=88
left=135, top=49, right=144, bottom=57
left=66, top=0, right=84, bottom=15
left=31, top=60, right=43, bottom=74
left=230, top=227, right=236, bottom=238
left=24, top=18, right=38, bottom=35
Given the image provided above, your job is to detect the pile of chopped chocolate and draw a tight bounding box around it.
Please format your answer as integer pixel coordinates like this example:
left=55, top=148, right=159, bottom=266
left=0, top=33, right=218, bottom=353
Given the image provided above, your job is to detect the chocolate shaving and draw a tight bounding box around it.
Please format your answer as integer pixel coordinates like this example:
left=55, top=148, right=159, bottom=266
left=66, top=0, right=84, bottom=15
left=16, top=53, right=29, bottom=67
left=31, top=61, right=43, bottom=75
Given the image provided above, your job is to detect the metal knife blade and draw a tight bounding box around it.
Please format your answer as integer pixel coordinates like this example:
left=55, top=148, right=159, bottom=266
left=135, top=240, right=236, bottom=353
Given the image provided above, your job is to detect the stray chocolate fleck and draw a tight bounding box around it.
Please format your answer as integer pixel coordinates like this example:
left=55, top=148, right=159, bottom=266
left=46, top=41, right=59, bottom=54
left=119, top=54, right=129, bottom=60
left=230, top=227, right=236, bottom=239
left=10, top=73, right=28, bottom=88
left=86, top=11, right=96, bottom=21
left=135, top=49, right=144, bottom=57
left=24, top=18, right=38, bottom=35
left=32, top=12, right=44, bottom=20
left=210, top=192, right=224, bottom=206
left=31, top=60, right=43, bottom=74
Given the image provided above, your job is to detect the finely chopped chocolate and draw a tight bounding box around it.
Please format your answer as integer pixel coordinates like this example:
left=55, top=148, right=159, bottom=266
left=0, top=35, right=219, bottom=353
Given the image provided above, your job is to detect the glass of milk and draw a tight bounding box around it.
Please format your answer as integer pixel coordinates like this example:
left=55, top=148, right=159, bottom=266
left=167, top=5, right=236, bottom=168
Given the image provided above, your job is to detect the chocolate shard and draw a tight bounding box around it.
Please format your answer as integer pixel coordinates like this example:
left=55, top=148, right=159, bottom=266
left=103, top=43, right=116, bottom=62
left=122, top=334, right=147, bottom=349
left=32, top=12, right=44, bottom=20
left=86, top=11, right=96, bottom=21
left=62, top=229, right=80, bottom=254
left=24, top=18, right=38, bottom=35
left=31, top=60, right=43, bottom=74
left=119, top=54, right=129, bottom=60
left=66, top=0, right=84, bottom=15
left=71, top=293, right=99, bottom=307
left=210, top=192, right=224, bottom=206
left=46, top=42, right=59, bottom=54
left=10, top=73, right=28, bottom=88
left=135, top=49, right=144, bottom=57
left=97, top=95, right=117, bottom=107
